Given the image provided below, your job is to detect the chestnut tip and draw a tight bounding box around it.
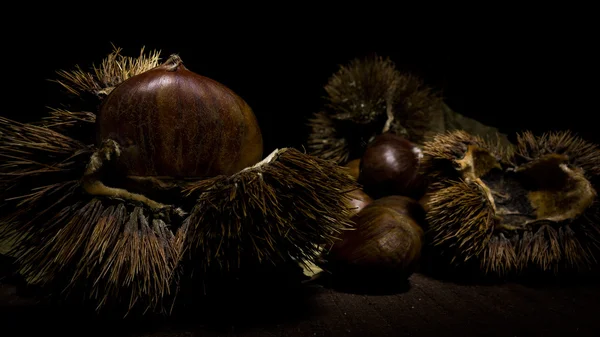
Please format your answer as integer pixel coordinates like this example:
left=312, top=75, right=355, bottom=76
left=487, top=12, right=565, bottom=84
left=162, top=54, right=184, bottom=71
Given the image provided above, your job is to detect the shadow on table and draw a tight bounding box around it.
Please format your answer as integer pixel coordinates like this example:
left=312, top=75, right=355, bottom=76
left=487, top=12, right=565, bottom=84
left=314, top=270, right=412, bottom=296
left=415, top=247, right=600, bottom=289
left=0, top=258, right=325, bottom=337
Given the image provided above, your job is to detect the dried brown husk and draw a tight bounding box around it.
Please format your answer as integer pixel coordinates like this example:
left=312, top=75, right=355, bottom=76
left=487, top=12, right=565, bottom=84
left=420, top=130, right=600, bottom=277
left=52, top=44, right=162, bottom=99
left=181, top=148, right=356, bottom=275
left=32, top=107, right=97, bottom=138
left=0, top=47, right=360, bottom=314
left=0, top=118, right=184, bottom=314
left=307, top=55, right=444, bottom=164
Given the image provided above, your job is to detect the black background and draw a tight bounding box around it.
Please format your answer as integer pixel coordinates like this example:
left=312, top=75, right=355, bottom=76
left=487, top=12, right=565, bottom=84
left=2, top=14, right=597, bottom=154
left=2, top=12, right=600, bottom=337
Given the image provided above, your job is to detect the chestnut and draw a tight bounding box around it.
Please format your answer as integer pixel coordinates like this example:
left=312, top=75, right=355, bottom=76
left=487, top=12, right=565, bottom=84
left=368, top=195, right=426, bottom=226
left=358, top=132, right=423, bottom=199
left=344, top=158, right=361, bottom=180
left=324, top=195, right=424, bottom=280
left=97, top=54, right=263, bottom=179
left=345, top=188, right=373, bottom=215
left=0, top=47, right=364, bottom=315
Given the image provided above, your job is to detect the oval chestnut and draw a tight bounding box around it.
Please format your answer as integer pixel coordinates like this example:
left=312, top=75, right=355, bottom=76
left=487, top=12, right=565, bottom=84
left=325, top=196, right=424, bottom=279
left=97, top=55, right=264, bottom=179
left=358, top=133, right=423, bottom=199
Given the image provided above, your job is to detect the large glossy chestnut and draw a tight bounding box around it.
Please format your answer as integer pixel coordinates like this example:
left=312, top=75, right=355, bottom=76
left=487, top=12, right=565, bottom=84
left=97, top=55, right=263, bottom=179
left=325, top=195, right=424, bottom=279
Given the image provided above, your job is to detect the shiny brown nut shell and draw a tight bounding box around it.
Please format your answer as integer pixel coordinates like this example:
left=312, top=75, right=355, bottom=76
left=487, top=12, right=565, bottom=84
left=97, top=56, right=263, bottom=178
left=326, top=197, right=424, bottom=277
left=368, top=195, right=426, bottom=226
left=346, top=188, right=373, bottom=215
left=358, top=133, right=422, bottom=199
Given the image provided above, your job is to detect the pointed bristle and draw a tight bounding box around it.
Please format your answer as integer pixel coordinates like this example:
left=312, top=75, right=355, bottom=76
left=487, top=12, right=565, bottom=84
left=182, top=148, right=358, bottom=273
left=421, top=130, right=485, bottom=164
left=92, top=207, right=180, bottom=312
left=324, top=55, right=398, bottom=119
left=519, top=225, right=562, bottom=272
left=0, top=116, right=91, bottom=245
left=558, top=225, right=592, bottom=270
left=516, top=130, right=600, bottom=178
left=421, top=129, right=600, bottom=278
left=420, top=130, right=489, bottom=184
left=74, top=204, right=126, bottom=281
left=0, top=116, right=88, bottom=158
left=481, top=233, right=517, bottom=276
left=18, top=198, right=105, bottom=285
left=33, top=108, right=96, bottom=137
left=93, top=45, right=162, bottom=89
left=309, top=55, right=444, bottom=163
left=53, top=46, right=161, bottom=98
left=390, top=73, right=444, bottom=143
left=8, top=196, right=182, bottom=314
left=424, top=180, right=496, bottom=263
left=306, top=111, right=350, bottom=163
left=0, top=116, right=181, bottom=314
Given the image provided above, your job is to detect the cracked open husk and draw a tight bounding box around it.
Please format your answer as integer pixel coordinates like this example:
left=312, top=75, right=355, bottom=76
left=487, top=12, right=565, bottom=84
left=420, top=130, right=600, bottom=277
left=0, top=47, right=359, bottom=315
left=307, top=55, right=445, bottom=164
left=306, top=55, right=512, bottom=165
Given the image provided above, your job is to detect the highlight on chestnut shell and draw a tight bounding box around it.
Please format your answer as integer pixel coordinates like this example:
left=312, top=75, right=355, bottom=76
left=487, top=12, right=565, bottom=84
left=98, top=54, right=263, bottom=179
left=321, top=195, right=425, bottom=282
left=345, top=188, right=374, bottom=215
left=358, top=132, right=424, bottom=199
left=419, top=130, right=600, bottom=277
left=0, top=46, right=360, bottom=315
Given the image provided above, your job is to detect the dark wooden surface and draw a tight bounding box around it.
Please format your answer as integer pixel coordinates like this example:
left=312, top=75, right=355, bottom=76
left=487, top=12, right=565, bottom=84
left=1, top=270, right=599, bottom=337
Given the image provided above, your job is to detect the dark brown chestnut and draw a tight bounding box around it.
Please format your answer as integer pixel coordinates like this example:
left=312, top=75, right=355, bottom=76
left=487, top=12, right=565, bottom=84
left=358, top=132, right=423, bottom=199
left=325, top=196, right=424, bottom=279
left=344, top=158, right=361, bottom=180
left=97, top=55, right=263, bottom=179
left=369, top=195, right=426, bottom=227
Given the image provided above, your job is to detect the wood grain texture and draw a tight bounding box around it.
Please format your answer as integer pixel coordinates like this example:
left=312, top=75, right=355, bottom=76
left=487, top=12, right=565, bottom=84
left=2, top=264, right=599, bottom=337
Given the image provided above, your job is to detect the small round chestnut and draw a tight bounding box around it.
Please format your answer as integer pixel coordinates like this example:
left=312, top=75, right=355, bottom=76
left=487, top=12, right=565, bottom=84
left=358, top=132, right=423, bottom=199
left=324, top=195, right=424, bottom=280
left=97, top=54, right=264, bottom=179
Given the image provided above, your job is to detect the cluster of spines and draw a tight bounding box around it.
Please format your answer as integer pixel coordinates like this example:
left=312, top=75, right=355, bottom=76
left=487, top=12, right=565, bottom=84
left=307, top=55, right=444, bottom=164
left=0, top=47, right=361, bottom=315
left=420, top=130, right=600, bottom=276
